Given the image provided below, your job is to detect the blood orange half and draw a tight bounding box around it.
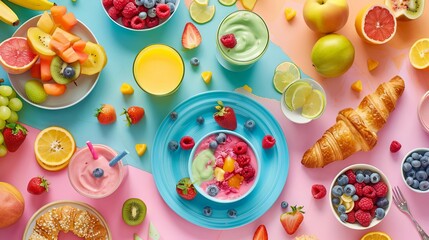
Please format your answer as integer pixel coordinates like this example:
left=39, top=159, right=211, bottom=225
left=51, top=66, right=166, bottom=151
left=0, top=37, right=38, bottom=74
left=355, top=5, right=397, bottom=44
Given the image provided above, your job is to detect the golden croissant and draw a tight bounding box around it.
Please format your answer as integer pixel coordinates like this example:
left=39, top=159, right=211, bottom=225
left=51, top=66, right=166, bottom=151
left=301, top=75, right=405, bottom=168
left=29, top=205, right=108, bottom=240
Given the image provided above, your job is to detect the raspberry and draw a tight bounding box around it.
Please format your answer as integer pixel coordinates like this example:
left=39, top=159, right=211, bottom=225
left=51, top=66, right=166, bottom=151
left=180, top=136, right=194, bottom=150
left=346, top=210, right=356, bottom=223
left=146, top=17, right=159, bottom=28
left=122, top=17, right=132, bottom=28
left=233, top=142, right=248, bottom=155
left=156, top=3, right=171, bottom=19
left=358, top=197, right=374, bottom=211
left=370, top=206, right=377, bottom=218
left=345, top=169, right=356, bottom=184
left=113, top=0, right=128, bottom=10
left=122, top=2, right=138, bottom=19
left=102, top=0, right=113, bottom=9
left=353, top=199, right=360, bottom=211
left=363, top=186, right=377, bottom=199
left=354, top=182, right=365, bottom=197
left=262, top=135, right=276, bottom=149
left=220, top=34, right=237, bottom=48
left=236, top=154, right=250, bottom=167
left=241, top=164, right=255, bottom=181
left=355, top=210, right=372, bottom=227
left=107, top=6, right=121, bottom=20
left=130, top=15, right=146, bottom=29
left=311, top=184, right=327, bottom=199
left=372, top=181, right=388, bottom=197
left=137, top=6, right=147, bottom=12
left=390, top=140, right=401, bottom=152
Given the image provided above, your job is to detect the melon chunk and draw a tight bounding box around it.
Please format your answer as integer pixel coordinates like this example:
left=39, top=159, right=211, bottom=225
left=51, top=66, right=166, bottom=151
left=50, top=6, right=67, bottom=24
left=59, top=47, right=79, bottom=63
left=60, top=12, right=78, bottom=31
left=51, top=28, right=80, bottom=43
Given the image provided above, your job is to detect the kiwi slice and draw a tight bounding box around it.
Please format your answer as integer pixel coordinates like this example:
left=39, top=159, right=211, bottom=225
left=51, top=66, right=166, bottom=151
left=385, top=0, right=425, bottom=20
left=27, top=27, right=55, bottom=58
left=122, top=198, right=147, bottom=226
left=50, top=56, right=81, bottom=84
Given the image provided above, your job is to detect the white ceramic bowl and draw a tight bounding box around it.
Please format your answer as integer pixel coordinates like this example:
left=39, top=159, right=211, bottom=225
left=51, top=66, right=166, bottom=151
left=329, top=164, right=392, bottom=230
left=101, top=0, right=180, bottom=31
left=188, top=130, right=260, bottom=204
left=401, top=148, right=429, bottom=193
left=418, top=91, right=429, bottom=133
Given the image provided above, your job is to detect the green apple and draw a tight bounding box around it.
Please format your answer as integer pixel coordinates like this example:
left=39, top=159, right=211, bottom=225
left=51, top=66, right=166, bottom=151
left=311, top=33, right=355, bottom=78
left=303, top=0, right=349, bottom=33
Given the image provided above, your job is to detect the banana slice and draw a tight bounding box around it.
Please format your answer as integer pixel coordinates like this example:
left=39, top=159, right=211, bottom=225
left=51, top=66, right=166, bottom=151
left=341, top=194, right=353, bottom=203
left=80, top=41, right=107, bottom=75
left=344, top=200, right=355, bottom=213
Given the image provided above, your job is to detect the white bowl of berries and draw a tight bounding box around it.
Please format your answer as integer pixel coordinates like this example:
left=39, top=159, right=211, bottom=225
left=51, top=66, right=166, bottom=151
left=401, top=148, right=429, bottom=193
left=188, top=130, right=260, bottom=204
left=101, top=0, right=180, bottom=31
left=329, top=164, right=392, bottom=230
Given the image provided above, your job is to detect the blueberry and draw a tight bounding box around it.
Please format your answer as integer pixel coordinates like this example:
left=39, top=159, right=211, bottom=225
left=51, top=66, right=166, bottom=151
left=363, top=175, right=371, bottom=184
left=155, top=0, right=165, bottom=3
left=426, top=166, right=429, bottom=176
left=92, top=168, right=104, bottom=178
left=403, top=162, right=412, bottom=172
left=343, top=184, right=356, bottom=196
left=206, top=184, right=219, bottom=196
left=356, top=173, right=365, bottom=183
left=339, top=213, right=348, bottom=222
left=363, top=170, right=373, bottom=176
left=412, top=160, right=422, bottom=168
left=412, top=152, right=422, bottom=160
left=407, top=169, right=416, bottom=178
left=355, top=170, right=363, bottom=175
left=143, top=0, right=156, bottom=8
left=370, top=173, right=381, bottom=183
left=244, top=119, right=256, bottom=131
left=138, top=11, right=147, bottom=19
left=419, top=181, right=429, bottom=191
left=165, top=0, right=176, bottom=3
left=412, top=180, right=420, bottom=189
left=376, top=197, right=389, bottom=208
left=352, top=195, right=359, bottom=202
left=170, top=111, right=178, bottom=120
left=215, top=133, right=227, bottom=144
left=63, top=66, right=75, bottom=78
left=332, top=185, right=343, bottom=197
left=135, top=0, right=144, bottom=5
left=416, top=170, right=428, bottom=181
left=375, top=208, right=385, bottom=220
left=196, top=116, right=204, bottom=124
left=421, top=156, right=429, bottom=168
left=337, top=205, right=346, bottom=214
left=332, top=197, right=340, bottom=205
left=425, top=151, right=429, bottom=157
left=281, top=201, right=288, bottom=209
left=337, top=174, right=349, bottom=186
left=190, top=57, right=200, bottom=66
left=209, top=141, right=218, bottom=150
left=166, top=2, right=175, bottom=12
left=148, top=7, right=157, bottom=18
left=406, top=176, right=414, bottom=186
left=203, top=206, right=212, bottom=216
left=406, top=157, right=413, bottom=163
left=227, top=209, right=237, bottom=218
left=168, top=140, right=178, bottom=151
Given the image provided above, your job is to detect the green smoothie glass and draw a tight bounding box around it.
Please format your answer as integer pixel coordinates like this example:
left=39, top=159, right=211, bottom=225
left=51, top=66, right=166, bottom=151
left=216, top=10, right=270, bottom=72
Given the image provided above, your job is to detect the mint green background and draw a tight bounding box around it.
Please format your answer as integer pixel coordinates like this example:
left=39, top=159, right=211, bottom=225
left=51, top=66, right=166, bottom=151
left=0, top=0, right=297, bottom=172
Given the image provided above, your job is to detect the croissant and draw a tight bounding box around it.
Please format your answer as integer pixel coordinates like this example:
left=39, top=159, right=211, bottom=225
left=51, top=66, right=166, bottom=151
left=29, top=205, right=108, bottom=240
left=301, top=75, right=405, bottom=168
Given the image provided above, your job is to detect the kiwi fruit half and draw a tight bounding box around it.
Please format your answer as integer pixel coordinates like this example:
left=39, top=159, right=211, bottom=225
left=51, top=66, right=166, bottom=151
left=122, top=198, right=147, bottom=226
left=50, top=56, right=81, bottom=84
left=385, top=0, right=425, bottom=20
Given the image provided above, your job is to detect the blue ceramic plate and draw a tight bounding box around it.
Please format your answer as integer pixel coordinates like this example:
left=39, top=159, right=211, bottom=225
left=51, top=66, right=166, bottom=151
left=151, top=91, right=289, bottom=229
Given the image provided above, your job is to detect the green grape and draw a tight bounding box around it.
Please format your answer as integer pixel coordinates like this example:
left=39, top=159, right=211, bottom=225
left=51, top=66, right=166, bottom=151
left=0, top=145, right=7, bottom=157
left=6, top=111, right=18, bottom=123
left=0, top=119, right=5, bottom=130
left=0, top=96, right=8, bottom=106
left=9, top=89, right=17, bottom=99
left=8, top=98, right=22, bottom=112
left=0, top=86, right=12, bottom=97
left=0, top=106, right=11, bottom=120
left=0, top=132, right=4, bottom=145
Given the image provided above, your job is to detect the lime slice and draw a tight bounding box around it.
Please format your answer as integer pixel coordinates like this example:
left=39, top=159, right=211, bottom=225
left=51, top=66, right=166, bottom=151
left=302, top=89, right=326, bottom=119
left=291, top=85, right=313, bottom=110
left=284, top=81, right=311, bottom=110
left=273, top=61, right=300, bottom=93
left=218, top=0, right=237, bottom=6
left=195, top=0, right=209, bottom=6
left=189, top=1, right=216, bottom=24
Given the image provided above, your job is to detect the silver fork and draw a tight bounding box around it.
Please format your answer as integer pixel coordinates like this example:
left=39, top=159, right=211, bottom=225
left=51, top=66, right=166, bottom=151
left=392, top=186, right=429, bottom=240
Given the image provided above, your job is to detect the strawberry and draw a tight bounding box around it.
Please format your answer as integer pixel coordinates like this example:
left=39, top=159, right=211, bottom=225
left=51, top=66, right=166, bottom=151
left=122, top=106, right=145, bottom=125
left=220, top=33, right=237, bottom=48
left=280, top=205, right=305, bottom=235
left=3, top=123, right=27, bottom=152
left=176, top=177, right=197, bottom=200
left=95, top=104, right=117, bottom=125
left=253, top=224, right=268, bottom=240
left=213, top=100, right=237, bottom=130
left=27, top=176, right=49, bottom=195
left=181, top=22, right=202, bottom=49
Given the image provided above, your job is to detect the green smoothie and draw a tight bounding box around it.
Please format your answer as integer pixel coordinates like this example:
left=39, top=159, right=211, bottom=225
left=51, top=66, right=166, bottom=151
left=191, top=149, right=216, bottom=184
left=216, top=10, right=269, bottom=71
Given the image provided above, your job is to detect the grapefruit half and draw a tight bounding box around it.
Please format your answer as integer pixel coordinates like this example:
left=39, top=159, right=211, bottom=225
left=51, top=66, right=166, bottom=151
left=0, top=37, right=38, bottom=74
left=355, top=5, right=397, bottom=44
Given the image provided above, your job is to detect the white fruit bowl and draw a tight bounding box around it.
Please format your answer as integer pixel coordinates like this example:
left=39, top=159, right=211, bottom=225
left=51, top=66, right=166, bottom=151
left=401, top=148, right=429, bottom=193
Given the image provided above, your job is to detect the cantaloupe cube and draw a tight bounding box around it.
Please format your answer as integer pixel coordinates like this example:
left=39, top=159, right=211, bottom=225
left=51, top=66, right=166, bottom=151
left=37, top=11, right=55, bottom=34
left=50, top=6, right=67, bottom=24
left=49, top=39, right=70, bottom=54
left=60, top=12, right=78, bottom=31
left=72, top=40, right=86, bottom=52
left=51, top=27, right=80, bottom=43
left=59, top=47, right=79, bottom=63
left=40, top=57, right=52, bottom=81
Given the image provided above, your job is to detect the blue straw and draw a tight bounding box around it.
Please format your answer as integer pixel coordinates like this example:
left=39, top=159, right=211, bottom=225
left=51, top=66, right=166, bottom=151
left=109, top=150, right=129, bottom=167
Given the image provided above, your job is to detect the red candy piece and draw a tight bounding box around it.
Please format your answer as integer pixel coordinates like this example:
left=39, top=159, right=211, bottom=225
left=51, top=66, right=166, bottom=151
left=390, top=140, right=401, bottom=152
left=233, top=142, right=248, bottom=155
left=130, top=15, right=145, bottom=29
left=220, top=34, right=237, bottom=48
left=311, top=184, right=327, bottom=199
left=156, top=4, right=171, bottom=19
left=236, top=154, right=250, bottom=167
left=180, top=136, right=195, bottom=150
left=146, top=17, right=159, bottom=28
left=262, top=135, right=276, bottom=149
left=122, top=2, right=138, bottom=19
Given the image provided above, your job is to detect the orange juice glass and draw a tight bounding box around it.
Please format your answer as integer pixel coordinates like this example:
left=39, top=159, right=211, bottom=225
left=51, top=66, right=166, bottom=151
left=133, top=44, right=185, bottom=96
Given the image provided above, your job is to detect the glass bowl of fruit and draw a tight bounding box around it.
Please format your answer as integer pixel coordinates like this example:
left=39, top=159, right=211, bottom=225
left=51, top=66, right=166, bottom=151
left=188, top=130, right=260, bottom=204
left=329, top=164, right=392, bottom=230
left=401, top=148, right=429, bottom=193
left=101, top=0, right=180, bottom=31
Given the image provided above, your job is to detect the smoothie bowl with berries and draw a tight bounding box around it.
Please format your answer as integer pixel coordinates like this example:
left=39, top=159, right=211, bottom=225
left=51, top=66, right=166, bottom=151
left=329, top=164, right=392, bottom=230
left=188, top=130, right=260, bottom=203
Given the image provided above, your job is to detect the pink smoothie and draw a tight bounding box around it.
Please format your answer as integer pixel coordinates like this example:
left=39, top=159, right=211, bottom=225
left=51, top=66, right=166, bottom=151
left=191, top=133, right=258, bottom=201
left=68, top=144, right=127, bottom=198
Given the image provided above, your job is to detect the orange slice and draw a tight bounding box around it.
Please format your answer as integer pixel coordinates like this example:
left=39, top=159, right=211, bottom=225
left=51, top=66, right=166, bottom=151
left=355, top=5, right=397, bottom=44
left=409, top=38, right=429, bottom=69
left=360, top=231, right=392, bottom=240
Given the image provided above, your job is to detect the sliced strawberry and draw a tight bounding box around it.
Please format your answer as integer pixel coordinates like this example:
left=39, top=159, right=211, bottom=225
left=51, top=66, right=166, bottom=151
left=181, top=22, right=202, bottom=49
left=280, top=205, right=305, bottom=235
left=253, top=224, right=268, bottom=240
